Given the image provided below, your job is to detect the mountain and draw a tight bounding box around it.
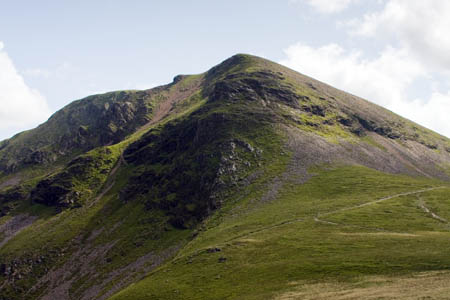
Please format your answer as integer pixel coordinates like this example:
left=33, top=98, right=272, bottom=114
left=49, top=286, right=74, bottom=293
left=1, top=54, right=450, bottom=300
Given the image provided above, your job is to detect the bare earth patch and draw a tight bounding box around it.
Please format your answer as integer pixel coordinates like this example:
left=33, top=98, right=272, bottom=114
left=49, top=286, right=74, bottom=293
left=146, top=76, right=203, bottom=127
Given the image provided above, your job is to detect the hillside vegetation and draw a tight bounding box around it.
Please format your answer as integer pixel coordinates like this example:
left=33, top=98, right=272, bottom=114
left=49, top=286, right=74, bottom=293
left=1, top=54, right=450, bottom=299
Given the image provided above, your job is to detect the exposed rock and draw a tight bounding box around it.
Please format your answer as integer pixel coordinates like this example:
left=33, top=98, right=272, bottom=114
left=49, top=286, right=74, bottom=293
left=23, top=150, right=56, bottom=165
left=302, top=104, right=326, bottom=116
left=31, top=178, right=75, bottom=207
left=0, top=185, right=28, bottom=216
left=0, top=90, right=151, bottom=174
left=209, top=71, right=300, bottom=108
left=121, top=101, right=265, bottom=229
left=233, top=139, right=255, bottom=152
left=207, top=247, right=221, bottom=253
left=30, top=149, right=116, bottom=208
left=173, top=75, right=187, bottom=83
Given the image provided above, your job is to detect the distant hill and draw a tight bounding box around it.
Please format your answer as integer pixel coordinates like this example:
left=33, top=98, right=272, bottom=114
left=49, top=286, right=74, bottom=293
left=1, top=54, right=450, bottom=300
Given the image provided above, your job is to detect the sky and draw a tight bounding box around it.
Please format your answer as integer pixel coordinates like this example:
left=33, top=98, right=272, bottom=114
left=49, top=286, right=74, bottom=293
left=1, top=0, right=450, bottom=140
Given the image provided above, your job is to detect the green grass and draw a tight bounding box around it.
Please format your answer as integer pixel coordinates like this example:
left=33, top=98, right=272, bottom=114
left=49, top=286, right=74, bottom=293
left=0, top=70, right=267, bottom=299
left=0, top=143, right=122, bottom=257
left=0, top=145, right=194, bottom=299
left=65, top=162, right=194, bottom=298
left=111, top=165, right=450, bottom=300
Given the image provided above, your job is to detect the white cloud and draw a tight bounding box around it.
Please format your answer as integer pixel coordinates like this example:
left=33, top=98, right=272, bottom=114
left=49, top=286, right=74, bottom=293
left=298, top=0, right=358, bottom=13
left=279, top=42, right=450, bottom=138
left=0, top=42, right=51, bottom=140
left=280, top=43, right=423, bottom=106
left=398, top=91, right=450, bottom=138
left=348, top=0, right=450, bottom=70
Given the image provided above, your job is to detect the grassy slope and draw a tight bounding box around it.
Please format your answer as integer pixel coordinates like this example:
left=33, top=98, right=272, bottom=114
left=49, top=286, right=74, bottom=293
left=111, top=166, right=450, bottom=300
left=0, top=75, right=206, bottom=299
left=0, top=54, right=289, bottom=298
left=0, top=75, right=202, bottom=186
left=108, top=56, right=450, bottom=300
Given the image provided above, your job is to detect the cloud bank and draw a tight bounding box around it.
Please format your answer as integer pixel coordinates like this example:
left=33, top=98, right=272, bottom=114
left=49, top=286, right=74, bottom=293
left=349, top=0, right=450, bottom=70
left=0, top=42, right=51, bottom=140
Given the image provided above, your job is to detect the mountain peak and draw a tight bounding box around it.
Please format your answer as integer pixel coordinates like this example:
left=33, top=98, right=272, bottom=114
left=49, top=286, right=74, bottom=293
left=206, top=53, right=263, bottom=78
left=1, top=54, right=450, bottom=300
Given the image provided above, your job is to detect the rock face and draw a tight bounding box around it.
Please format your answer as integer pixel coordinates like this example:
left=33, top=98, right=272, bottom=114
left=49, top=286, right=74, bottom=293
left=209, top=71, right=300, bottom=108
left=0, top=90, right=152, bottom=174
left=0, top=186, right=27, bottom=216
left=121, top=112, right=264, bottom=228
left=31, top=178, right=75, bottom=207
left=30, top=148, right=117, bottom=208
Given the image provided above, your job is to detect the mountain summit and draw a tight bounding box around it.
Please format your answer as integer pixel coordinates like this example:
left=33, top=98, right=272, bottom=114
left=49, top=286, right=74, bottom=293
left=1, top=54, right=450, bottom=299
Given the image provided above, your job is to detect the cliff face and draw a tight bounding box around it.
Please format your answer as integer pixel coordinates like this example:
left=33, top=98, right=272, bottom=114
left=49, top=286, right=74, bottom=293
left=1, top=54, right=450, bottom=300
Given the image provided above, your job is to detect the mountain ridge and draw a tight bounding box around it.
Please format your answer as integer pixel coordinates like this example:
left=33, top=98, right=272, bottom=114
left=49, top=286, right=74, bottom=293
left=0, top=54, right=450, bottom=299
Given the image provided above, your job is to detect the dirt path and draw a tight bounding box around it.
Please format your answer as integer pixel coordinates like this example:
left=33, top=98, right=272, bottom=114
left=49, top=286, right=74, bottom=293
left=229, top=187, right=447, bottom=243
left=419, top=202, right=448, bottom=223
left=314, top=186, right=447, bottom=227
left=176, top=186, right=449, bottom=264
left=313, top=217, right=339, bottom=226
left=223, top=217, right=306, bottom=244
left=175, top=216, right=306, bottom=263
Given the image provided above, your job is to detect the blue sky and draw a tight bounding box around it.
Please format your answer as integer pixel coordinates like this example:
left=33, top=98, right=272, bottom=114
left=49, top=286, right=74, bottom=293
left=1, top=0, right=449, bottom=140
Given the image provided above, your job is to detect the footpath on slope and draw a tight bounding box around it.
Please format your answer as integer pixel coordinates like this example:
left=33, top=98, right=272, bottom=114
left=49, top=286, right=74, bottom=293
left=314, top=186, right=448, bottom=229
left=215, top=187, right=448, bottom=250
left=223, top=187, right=448, bottom=245
left=419, top=200, right=449, bottom=223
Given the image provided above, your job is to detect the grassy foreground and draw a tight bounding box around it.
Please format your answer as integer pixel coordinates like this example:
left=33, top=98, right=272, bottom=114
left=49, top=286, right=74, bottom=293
left=111, top=165, right=450, bottom=299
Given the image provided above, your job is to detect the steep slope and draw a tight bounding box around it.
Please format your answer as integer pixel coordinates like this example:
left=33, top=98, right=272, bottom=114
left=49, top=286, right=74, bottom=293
left=1, top=54, right=450, bottom=300
left=0, top=73, right=203, bottom=177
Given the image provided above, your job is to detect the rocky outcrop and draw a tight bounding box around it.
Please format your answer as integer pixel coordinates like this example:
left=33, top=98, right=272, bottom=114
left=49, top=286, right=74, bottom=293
left=121, top=94, right=267, bottom=229
left=209, top=71, right=300, bottom=108
left=30, top=148, right=117, bottom=208
left=0, top=186, right=28, bottom=216
left=31, top=178, right=77, bottom=207
left=0, top=90, right=152, bottom=175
